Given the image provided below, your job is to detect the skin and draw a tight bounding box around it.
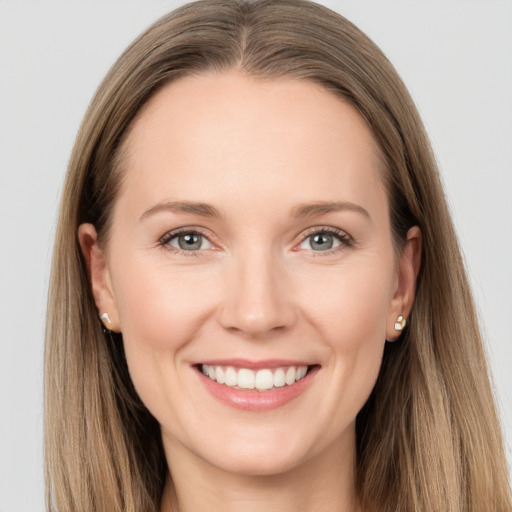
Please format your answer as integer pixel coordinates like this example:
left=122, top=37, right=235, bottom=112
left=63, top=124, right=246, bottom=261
left=79, top=70, right=421, bottom=512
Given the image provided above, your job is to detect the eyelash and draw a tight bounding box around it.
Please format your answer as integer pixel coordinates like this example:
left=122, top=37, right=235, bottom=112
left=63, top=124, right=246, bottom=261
left=297, top=226, right=354, bottom=257
left=158, top=226, right=354, bottom=257
left=158, top=227, right=211, bottom=257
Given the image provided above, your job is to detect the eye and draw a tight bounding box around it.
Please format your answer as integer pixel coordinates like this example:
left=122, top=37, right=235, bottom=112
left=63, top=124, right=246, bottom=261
left=298, top=228, right=351, bottom=253
left=162, top=229, right=212, bottom=252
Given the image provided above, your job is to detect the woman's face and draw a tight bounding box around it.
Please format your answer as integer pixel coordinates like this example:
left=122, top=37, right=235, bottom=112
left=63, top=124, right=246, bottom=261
left=82, top=71, right=418, bottom=476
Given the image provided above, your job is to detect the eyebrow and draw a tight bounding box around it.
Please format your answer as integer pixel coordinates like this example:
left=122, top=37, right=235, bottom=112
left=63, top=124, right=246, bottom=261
left=140, top=199, right=370, bottom=222
left=140, top=201, right=222, bottom=220
left=290, top=201, right=371, bottom=220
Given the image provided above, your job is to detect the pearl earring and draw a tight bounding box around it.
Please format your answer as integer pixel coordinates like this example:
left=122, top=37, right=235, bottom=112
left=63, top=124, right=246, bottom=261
left=394, top=315, right=406, bottom=331
left=100, top=312, right=112, bottom=326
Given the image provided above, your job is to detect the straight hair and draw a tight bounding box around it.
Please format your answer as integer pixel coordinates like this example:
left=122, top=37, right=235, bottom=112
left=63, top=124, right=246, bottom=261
left=45, top=1, right=512, bottom=510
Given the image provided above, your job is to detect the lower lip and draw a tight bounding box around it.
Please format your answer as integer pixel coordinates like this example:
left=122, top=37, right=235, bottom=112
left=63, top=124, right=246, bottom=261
left=195, top=366, right=318, bottom=411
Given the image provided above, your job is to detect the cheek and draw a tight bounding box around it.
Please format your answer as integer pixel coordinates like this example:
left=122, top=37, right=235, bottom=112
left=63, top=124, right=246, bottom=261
left=109, top=255, right=218, bottom=399
left=112, top=255, right=216, bottom=345
left=296, top=256, right=394, bottom=345
left=295, top=257, right=393, bottom=413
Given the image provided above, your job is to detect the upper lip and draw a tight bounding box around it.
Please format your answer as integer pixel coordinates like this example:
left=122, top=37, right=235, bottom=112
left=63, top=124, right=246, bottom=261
left=195, top=358, right=317, bottom=369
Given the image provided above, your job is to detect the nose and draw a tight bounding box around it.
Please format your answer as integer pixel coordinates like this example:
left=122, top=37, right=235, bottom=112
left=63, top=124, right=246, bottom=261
left=217, top=247, right=296, bottom=338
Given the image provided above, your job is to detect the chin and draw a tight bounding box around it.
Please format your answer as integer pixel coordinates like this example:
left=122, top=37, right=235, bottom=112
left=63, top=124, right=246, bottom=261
left=185, top=424, right=329, bottom=478
left=209, top=446, right=310, bottom=478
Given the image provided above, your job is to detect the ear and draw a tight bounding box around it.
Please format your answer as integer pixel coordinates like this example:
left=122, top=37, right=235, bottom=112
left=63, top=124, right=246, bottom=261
left=78, top=223, right=121, bottom=333
left=386, top=226, right=422, bottom=341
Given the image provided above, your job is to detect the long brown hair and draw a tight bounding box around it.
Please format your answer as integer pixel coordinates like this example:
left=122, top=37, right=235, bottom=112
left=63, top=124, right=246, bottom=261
left=45, top=1, right=511, bottom=510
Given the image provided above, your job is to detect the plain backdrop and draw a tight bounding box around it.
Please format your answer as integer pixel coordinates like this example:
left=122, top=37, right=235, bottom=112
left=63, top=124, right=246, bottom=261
left=0, top=1, right=511, bottom=510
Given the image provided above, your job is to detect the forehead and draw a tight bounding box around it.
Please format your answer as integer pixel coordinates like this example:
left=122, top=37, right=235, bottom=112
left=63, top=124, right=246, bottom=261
left=118, top=70, right=387, bottom=221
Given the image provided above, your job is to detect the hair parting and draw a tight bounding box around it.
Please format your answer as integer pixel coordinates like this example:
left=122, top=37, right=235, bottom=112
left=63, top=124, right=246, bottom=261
left=45, top=1, right=511, bottom=511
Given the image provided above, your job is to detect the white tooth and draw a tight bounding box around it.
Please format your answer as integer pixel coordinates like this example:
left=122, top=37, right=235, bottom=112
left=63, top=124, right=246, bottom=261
left=255, top=369, right=273, bottom=390
left=285, top=367, right=296, bottom=385
left=225, top=366, right=237, bottom=386
left=208, top=365, right=216, bottom=380
left=202, top=364, right=209, bottom=376
left=297, top=366, right=308, bottom=380
left=238, top=368, right=255, bottom=389
left=273, top=368, right=286, bottom=387
left=216, top=366, right=225, bottom=384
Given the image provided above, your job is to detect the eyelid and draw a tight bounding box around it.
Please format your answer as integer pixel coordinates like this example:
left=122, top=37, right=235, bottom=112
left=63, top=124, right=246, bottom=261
left=293, top=226, right=354, bottom=254
left=159, top=226, right=217, bottom=255
left=158, top=225, right=354, bottom=256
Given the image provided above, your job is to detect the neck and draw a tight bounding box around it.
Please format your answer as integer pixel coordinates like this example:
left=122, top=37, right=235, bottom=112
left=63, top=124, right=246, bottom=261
left=160, top=429, right=358, bottom=512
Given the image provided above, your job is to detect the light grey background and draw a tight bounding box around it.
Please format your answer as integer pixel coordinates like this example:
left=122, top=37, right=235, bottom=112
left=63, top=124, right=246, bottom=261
left=1, top=1, right=511, bottom=510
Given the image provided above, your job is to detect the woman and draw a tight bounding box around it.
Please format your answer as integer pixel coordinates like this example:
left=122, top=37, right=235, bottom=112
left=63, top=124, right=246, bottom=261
left=44, top=0, right=512, bottom=511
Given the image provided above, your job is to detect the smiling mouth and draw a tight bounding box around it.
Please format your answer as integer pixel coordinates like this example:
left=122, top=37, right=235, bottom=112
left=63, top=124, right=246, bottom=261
left=197, top=364, right=316, bottom=392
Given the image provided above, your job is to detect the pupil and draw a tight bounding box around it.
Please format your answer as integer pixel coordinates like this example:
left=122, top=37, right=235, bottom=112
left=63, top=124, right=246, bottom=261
left=179, top=234, right=201, bottom=250
left=311, top=233, right=333, bottom=251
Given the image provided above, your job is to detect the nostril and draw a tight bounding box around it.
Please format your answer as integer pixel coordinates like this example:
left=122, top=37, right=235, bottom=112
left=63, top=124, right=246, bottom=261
left=216, top=262, right=297, bottom=336
left=218, top=297, right=297, bottom=338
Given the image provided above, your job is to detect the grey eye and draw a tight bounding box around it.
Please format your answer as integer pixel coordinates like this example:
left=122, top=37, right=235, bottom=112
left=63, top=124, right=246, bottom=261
left=170, top=232, right=211, bottom=251
left=300, top=232, right=341, bottom=251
